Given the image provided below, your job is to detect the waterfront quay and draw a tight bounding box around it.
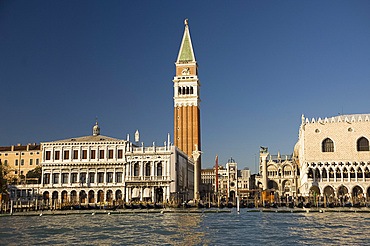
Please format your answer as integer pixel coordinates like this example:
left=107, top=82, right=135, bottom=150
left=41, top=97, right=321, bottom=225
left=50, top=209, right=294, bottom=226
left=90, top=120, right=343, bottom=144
left=1, top=208, right=369, bottom=245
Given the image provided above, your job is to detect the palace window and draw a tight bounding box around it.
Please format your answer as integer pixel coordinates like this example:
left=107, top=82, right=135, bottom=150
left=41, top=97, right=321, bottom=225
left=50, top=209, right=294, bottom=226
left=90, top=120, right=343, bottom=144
left=343, top=168, right=348, bottom=178
left=322, top=138, right=334, bottom=152
left=55, top=151, right=60, bottom=160
left=118, top=149, right=123, bottom=159
left=21, top=159, right=24, bottom=166
left=64, top=150, right=69, bottom=160
left=108, top=150, right=114, bottom=159
left=134, top=163, right=139, bottom=176
left=73, top=150, right=78, bottom=159
left=357, top=168, right=363, bottom=179
left=43, top=173, right=50, bottom=184
left=99, top=150, right=104, bottom=159
left=61, top=173, right=69, bottom=184
left=52, top=173, right=59, bottom=184
left=350, top=167, right=355, bottom=179
left=145, top=163, right=151, bottom=176
left=115, top=172, right=122, bottom=183
left=97, top=172, right=104, bottom=183
left=364, top=167, right=370, bottom=178
left=82, top=150, right=87, bottom=159
left=46, top=151, right=51, bottom=160
left=91, top=150, right=96, bottom=159
left=357, top=137, right=369, bottom=151
left=157, top=163, right=162, bottom=176
left=71, top=173, right=78, bottom=183
left=89, top=173, right=95, bottom=183
left=106, top=172, right=113, bottom=183
left=80, top=173, right=86, bottom=184
left=36, top=159, right=39, bottom=165
left=29, top=159, right=33, bottom=166
left=15, top=159, right=19, bottom=166
left=336, top=168, right=341, bottom=179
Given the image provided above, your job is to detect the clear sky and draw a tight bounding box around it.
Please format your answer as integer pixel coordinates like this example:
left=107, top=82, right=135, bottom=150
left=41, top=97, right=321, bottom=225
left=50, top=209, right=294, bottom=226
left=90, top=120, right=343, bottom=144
left=1, top=1, right=370, bottom=173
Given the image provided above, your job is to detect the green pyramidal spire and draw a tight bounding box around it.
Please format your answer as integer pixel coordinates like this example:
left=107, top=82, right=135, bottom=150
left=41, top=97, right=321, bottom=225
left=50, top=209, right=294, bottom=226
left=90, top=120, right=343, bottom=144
left=177, top=19, right=196, bottom=63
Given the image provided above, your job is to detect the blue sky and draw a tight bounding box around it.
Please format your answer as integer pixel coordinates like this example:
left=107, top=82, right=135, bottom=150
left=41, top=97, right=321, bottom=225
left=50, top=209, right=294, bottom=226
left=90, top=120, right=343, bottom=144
left=1, top=1, right=370, bottom=173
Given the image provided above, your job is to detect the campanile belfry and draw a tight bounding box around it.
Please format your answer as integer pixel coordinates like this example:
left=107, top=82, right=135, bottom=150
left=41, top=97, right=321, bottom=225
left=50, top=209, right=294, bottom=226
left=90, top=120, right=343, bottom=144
left=173, top=19, right=201, bottom=159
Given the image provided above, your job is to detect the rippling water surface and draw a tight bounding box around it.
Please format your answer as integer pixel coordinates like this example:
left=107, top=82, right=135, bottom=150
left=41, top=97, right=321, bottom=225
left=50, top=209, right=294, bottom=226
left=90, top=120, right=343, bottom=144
left=1, top=210, right=369, bottom=245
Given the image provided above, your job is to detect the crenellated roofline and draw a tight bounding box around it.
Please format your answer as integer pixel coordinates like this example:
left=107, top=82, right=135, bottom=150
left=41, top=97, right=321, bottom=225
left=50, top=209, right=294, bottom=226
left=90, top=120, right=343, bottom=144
left=301, top=113, right=370, bottom=124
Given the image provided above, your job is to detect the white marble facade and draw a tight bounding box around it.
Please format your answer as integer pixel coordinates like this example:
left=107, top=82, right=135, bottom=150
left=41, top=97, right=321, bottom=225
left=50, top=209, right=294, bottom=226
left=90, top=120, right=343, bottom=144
left=40, top=124, right=194, bottom=205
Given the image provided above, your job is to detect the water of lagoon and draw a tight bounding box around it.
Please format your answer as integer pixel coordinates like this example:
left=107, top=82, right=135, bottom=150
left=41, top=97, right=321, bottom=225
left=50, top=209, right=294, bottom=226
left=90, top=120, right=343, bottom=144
left=1, top=209, right=369, bottom=245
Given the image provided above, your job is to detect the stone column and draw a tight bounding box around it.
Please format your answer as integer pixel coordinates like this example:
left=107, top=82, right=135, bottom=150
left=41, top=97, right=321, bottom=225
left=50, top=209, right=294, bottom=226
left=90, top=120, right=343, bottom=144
left=166, top=186, right=170, bottom=202
left=152, top=187, right=155, bottom=202
left=192, top=145, right=202, bottom=201
left=260, top=152, right=269, bottom=190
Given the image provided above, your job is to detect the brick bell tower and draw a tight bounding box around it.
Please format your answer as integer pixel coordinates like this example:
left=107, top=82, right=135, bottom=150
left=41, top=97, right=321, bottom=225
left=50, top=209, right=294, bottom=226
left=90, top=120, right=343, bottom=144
left=173, top=19, right=201, bottom=159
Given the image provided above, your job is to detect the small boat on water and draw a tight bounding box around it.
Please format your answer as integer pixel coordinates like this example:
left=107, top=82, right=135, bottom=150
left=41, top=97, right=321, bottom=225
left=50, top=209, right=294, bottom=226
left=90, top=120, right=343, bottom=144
left=288, top=202, right=294, bottom=208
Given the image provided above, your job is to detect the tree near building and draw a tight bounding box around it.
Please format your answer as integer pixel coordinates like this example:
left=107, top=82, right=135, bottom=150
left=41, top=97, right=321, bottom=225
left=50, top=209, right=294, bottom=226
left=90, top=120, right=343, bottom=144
left=26, top=166, right=42, bottom=184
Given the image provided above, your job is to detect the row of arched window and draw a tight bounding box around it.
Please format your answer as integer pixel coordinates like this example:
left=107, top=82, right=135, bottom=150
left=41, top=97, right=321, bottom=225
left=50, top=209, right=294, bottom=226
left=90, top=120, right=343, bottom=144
left=308, top=167, right=370, bottom=180
left=178, top=86, right=194, bottom=95
left=322, top=137, right=369, bottom=152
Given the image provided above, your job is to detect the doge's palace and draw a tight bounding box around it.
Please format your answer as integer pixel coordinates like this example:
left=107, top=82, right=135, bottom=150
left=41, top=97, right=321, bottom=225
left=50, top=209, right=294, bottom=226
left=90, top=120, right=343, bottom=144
left=295, top=114, right=370, bottom=202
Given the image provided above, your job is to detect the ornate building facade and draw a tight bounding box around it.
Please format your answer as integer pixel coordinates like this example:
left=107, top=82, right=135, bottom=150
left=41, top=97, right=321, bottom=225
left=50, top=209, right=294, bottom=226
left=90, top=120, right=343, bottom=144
left=201, top=158, right=251, bottom=201
left=39, top=123, right=194, bottom=205
left=295, top=114, right=370, bottom=202
left=256, top=151, right=299, bottom=199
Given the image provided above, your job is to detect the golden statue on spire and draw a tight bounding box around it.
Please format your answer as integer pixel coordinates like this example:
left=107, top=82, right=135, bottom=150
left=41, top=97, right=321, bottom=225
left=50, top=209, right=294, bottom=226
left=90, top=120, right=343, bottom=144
left=184, top=19, right=188, bottom=25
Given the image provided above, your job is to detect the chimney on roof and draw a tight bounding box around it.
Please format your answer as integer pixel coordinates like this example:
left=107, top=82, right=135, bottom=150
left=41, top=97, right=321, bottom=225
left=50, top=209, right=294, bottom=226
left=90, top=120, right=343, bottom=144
left=33, top=143, right=36, bottom=145
left=27, top=144, right=30, bottom=151
left=17, top=143, right=21, bottom=146
left=11, top=145, right=14, bottom=151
